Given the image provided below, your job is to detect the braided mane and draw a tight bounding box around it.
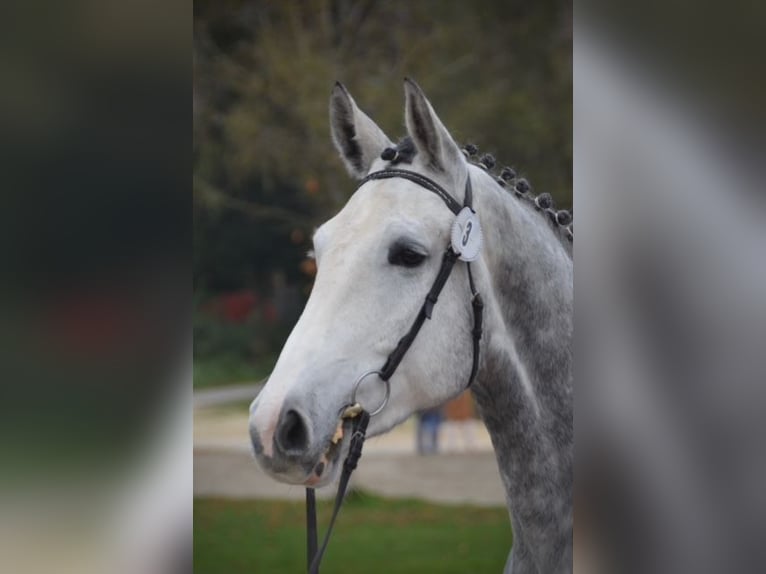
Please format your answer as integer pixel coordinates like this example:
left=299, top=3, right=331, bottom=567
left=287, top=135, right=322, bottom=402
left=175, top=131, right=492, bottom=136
left=460, top=143, right=573, bottom=247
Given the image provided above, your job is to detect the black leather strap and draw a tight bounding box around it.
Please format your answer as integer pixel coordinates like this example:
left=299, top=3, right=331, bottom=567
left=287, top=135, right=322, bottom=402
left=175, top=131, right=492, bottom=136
left=466, top=263, right=483, bottom=387
left=379, top=247, right=460, bottom=381
left=307, top=411, right=370, bottom=574
left=463, top=176, right=483, bottom=387
left=306, top=488, right=317, bottom=571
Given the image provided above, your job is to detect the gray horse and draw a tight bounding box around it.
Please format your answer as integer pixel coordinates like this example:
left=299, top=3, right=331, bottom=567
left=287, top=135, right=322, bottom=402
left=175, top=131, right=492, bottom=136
left=249, top=79, right=573, bottom=573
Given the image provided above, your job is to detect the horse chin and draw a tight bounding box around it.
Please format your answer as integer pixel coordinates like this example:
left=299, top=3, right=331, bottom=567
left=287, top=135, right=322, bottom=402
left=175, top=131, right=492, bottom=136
left=302, top=459, right=340, bottom=488
left=302, top=425, right=351, bottom=487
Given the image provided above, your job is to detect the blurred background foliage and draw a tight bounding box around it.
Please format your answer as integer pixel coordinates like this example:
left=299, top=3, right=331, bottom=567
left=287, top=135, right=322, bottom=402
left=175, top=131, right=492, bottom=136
left=193, top=0, right=571, bottom=387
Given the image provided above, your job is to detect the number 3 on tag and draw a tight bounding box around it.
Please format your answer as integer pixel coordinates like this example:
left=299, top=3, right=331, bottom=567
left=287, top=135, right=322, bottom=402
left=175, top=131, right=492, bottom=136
left=451, top=207, right=483, bottom=262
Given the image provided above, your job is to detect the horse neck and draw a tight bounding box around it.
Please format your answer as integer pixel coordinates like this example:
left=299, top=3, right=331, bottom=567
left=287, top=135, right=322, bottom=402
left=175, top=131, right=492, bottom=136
left=469, top=170, right=573, bottom=569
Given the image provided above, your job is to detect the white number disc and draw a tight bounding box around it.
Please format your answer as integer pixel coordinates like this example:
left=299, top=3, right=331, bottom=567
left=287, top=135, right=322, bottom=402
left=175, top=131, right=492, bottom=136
left=451, top=207, right=483, bottom=262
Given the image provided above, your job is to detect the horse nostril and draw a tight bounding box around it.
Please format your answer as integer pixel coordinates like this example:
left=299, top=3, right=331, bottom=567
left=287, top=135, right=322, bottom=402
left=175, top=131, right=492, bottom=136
left=277, top=409, right=309, bottom=454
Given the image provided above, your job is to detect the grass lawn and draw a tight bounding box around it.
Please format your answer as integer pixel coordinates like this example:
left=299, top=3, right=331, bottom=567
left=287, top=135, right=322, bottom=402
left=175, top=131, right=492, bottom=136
left=194, top=492, right=512, bottom=573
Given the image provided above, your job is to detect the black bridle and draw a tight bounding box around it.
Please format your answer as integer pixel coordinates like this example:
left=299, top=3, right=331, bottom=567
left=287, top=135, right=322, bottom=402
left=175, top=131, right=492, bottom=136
left=305, top=168, right=484, bottom=573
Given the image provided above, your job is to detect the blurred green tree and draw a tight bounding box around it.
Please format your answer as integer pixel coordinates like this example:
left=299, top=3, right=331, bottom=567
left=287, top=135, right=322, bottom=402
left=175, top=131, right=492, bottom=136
left=193, top=0, right=571, bottom=382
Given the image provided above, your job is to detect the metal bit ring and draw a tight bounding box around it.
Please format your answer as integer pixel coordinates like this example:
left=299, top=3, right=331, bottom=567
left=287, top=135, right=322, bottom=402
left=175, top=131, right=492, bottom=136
left=351, top=370, right=390, bottom=417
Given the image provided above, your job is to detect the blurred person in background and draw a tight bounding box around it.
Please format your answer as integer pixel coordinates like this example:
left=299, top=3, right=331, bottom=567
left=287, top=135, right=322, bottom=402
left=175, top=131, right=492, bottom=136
left=416, top=407, right=443, bottom=455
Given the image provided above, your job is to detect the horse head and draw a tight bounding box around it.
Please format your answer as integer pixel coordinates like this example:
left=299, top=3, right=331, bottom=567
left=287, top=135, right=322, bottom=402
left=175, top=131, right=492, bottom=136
left=249, top=80, right=480, bottom=486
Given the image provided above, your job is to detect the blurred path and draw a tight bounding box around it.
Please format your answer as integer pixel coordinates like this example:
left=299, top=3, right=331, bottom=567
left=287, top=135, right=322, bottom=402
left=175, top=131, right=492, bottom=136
left=194, top=385, right=505, bottom=506
left=194, top=449, right=506, bottom=507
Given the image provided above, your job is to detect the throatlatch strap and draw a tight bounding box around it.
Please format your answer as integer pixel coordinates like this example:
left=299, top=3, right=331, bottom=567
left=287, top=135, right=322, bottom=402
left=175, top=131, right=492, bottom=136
left=463, top=177, right=483, bottom=386
left=466, top=263, right=484, bottom=387
left=307, top=411, right=370, bottom=574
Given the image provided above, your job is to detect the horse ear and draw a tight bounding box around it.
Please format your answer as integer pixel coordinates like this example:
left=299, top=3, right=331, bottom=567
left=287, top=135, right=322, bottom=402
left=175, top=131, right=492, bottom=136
left=330, top=82, right=392, bottom=179
left=403, top=78, right=464, bottom=177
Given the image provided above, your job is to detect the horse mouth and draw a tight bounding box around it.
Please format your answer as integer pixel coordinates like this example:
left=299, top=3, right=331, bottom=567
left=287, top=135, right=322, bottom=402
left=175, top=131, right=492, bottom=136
left=304, top=417, right=354, bottom=487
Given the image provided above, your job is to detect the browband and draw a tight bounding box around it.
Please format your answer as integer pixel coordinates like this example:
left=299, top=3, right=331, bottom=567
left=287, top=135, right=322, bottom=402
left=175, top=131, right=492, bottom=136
left=359, top=168, right=464, bottom=215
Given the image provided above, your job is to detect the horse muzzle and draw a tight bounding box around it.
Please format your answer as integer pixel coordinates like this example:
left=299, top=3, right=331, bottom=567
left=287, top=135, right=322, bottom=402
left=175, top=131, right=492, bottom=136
left=249, top=397, right=351, bottom=487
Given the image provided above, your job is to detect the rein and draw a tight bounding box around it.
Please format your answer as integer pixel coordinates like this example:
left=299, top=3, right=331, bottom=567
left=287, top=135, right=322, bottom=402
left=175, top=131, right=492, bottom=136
left=305, top=167, right=484, bottom=573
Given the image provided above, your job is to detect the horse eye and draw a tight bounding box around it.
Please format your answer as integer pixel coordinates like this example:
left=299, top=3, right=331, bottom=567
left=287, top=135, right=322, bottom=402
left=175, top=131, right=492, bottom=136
left=388, top=245, right=427, bottom=268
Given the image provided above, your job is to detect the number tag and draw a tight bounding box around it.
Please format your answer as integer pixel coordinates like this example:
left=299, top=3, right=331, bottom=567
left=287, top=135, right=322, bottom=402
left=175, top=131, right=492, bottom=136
left=451, top=207, right=483, bottom=262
